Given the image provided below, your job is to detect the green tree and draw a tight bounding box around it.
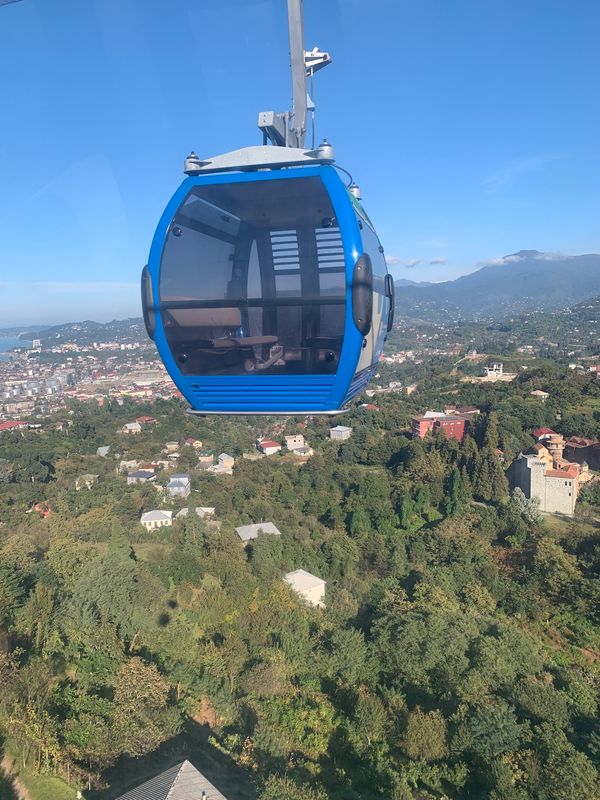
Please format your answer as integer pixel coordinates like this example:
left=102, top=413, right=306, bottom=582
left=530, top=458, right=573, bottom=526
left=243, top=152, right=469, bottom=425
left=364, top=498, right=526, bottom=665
left=15, top=583, right=54, bottom=652
left=535, top=723, right=600, bottom=800
left=0, top=560, right=25, bottom=631
left=111, top=657, right=180, bottom=759
left=403, top=707, right=448, bottom=762
left=483, top=412, right=500, bottom=450
left=534, top=538, right=581, bottom=602
left=457, top=702, right=525, bottom=761
left=473, top=446, right=508, bottom=503
left=259, top=775, right=327, bottom=800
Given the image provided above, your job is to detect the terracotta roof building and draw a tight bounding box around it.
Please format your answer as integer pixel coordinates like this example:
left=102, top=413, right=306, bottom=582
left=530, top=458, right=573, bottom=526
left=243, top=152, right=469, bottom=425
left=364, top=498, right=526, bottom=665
left=532, top=427, right=558, bottom=441
left=507, top=453, right=579, bottom=516
left=411, top=413, right=472, bottom=443
left=257, top=439, right=282, bottom=455
left=0, top=420, right=28, bottom=432
left=564, top=436, right=600, bottom=470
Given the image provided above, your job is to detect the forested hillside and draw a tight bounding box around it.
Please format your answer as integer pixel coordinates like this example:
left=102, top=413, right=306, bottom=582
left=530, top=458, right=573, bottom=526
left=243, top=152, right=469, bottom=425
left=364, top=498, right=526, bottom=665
left=0, top=374, right=599, bottom=799
left=394, top=251, right=600, bottom=321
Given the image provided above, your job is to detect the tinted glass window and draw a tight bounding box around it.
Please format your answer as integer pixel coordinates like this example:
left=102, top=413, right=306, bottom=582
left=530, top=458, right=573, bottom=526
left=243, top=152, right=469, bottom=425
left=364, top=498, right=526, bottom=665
left=159, top=176, right=346, bottom=376
left=358, top=215, right=387, bottom=292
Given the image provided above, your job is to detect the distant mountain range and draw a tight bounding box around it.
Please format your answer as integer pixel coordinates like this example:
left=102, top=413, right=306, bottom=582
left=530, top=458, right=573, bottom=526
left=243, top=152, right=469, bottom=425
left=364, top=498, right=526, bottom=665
left=395, top=250, right=600, bottom=320
left=19, top=318, right=143, bottom=344
left=394, top=278, right=434, bottom=288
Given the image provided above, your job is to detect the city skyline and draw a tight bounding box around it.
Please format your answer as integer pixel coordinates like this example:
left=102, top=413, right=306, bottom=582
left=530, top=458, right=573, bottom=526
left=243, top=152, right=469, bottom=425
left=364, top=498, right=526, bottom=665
left=1, top=0, right=600, bottom=324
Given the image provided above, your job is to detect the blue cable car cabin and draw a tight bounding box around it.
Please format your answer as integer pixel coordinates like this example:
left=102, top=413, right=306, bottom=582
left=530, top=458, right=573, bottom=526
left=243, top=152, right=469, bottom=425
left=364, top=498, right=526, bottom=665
left=143, top=164, right=394, bottom=414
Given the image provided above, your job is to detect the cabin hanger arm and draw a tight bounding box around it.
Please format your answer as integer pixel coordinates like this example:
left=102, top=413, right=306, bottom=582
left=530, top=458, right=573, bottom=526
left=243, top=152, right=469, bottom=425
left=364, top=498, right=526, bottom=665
left=258, top=0, right=331, bottom=149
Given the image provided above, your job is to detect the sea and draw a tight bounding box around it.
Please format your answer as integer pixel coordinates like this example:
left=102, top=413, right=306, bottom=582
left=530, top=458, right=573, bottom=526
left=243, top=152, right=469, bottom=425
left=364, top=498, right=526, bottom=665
left=0, top=336, right=33, bottom=361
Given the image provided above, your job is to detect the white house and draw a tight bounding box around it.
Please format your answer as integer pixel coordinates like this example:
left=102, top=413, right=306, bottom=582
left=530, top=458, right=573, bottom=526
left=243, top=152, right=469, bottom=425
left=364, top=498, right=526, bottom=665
left=140, top=510, right=173, bottom=530
left=235, top=522, right=282, bottom=543
left=219, top=453, right=235, bottom=469
left=206, top=453, right=235, bottom=475
left=257, top=439, right=282, bottom=455
left=75, top=474, right=98, bottom=491
left=127, top=469, right=156, bottom=486
left=176, top=506, right=216, bottom=520
left=484, top=363, right=504, bottom=378
left=163, top=441, right=179, bottom=453
left=530, top=389, right=550, bottom=402
left=167, top=474, right=191, bottom=499
left=285, top=434, right=305, bottom=451
left=329, top=425, right=352, bottom=441
left=284, top=569, right=326, bottom=608
left=121, top=422, right=142, bottom=435
left=291, top=445, right=314, bottom=458
left=96, top=445, right=110, bottom=457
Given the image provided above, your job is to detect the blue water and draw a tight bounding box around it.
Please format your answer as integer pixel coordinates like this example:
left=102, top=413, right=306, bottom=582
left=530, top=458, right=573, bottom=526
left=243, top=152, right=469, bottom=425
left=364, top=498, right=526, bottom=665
left=0, top=336, right=32, bottom=361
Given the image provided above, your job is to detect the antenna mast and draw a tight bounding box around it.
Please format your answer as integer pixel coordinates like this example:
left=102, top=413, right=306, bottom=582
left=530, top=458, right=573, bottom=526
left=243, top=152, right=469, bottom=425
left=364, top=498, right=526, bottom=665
left=259, top=0, right=331, bottom=149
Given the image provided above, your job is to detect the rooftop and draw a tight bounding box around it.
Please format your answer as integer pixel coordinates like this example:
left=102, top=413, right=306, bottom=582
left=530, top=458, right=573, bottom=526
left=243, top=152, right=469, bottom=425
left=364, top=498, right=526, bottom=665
left=168, top=474, right=190, bottom=484
left=545, top=468, right=577, bottom=479
left=235, top=522, right=282, bottom=542
left=284, top=568, right=325, bottom=592
left=0, top=420, right=27, bottom=431
left=115, top=759, right=228, bottom=800
left=176, top=506, right=216, bottom=519
left=141, top=510, right=172, bottom=522
left=532, top=427, right=558, bottom=438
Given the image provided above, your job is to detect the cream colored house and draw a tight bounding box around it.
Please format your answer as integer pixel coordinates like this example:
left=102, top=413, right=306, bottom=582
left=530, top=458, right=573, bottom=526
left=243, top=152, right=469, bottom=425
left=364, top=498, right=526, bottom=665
left=329, top=425, right=352, bottom=441
left=140, top=510, right=173, bottom=530
left=284, top=569, right=326, bottom=608
left=530, top=389, right=550, bottom=402
left=285, top=434, right=305, bottom=450
left=121, top=422, right=142, bottom=435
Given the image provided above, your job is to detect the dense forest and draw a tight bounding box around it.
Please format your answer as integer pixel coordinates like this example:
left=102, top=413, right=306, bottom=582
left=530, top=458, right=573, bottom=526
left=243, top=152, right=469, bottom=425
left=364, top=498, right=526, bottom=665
left=0, top=366, right=599, bottom=799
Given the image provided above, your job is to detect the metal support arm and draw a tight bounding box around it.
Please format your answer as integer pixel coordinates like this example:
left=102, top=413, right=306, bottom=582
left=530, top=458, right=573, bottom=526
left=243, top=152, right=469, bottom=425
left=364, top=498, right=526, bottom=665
left=258, top=0, right=331, bottom=149
left=287, top=0, right=307, bottom=148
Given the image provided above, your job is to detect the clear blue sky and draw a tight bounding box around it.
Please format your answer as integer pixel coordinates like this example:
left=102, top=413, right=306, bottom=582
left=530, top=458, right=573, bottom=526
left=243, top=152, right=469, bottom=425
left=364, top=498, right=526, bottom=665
left=1, top=0, right=599, bottom=325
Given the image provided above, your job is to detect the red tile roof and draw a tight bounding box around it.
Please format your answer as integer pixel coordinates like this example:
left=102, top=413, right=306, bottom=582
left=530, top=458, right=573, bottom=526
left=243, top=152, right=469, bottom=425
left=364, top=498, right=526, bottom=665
left=0, top=420, right=28, bottom=431
left=259, top=440, right=281, bottom=449
left=545, top=468, right=576, bottom=479
left=566, top=436, right=597, bottom=447
left=532, top=427, right=557, bottom=438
